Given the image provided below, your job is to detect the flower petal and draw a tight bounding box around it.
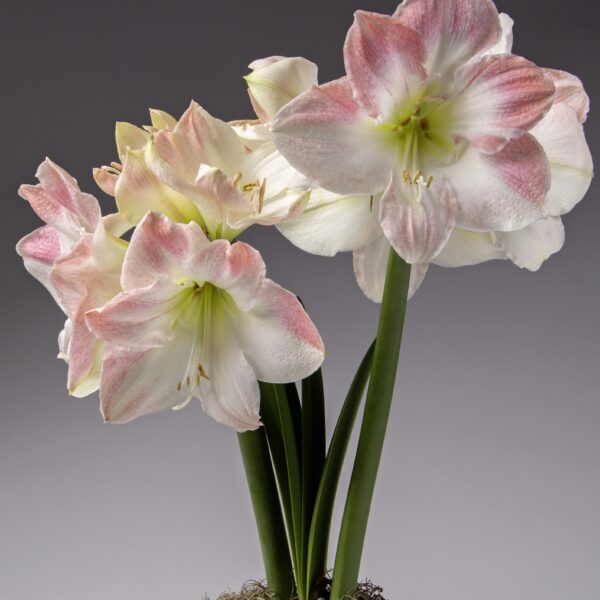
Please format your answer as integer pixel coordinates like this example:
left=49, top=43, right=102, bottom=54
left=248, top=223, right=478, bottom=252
left=85, top=278, right=183, bottom=351
left=115, top=149, right=201, bottom=225
left=93, top=166, right=119, bottom=196
left=380, top=174, right=457, bottom=264
left=149, top=109, right=178, bottom=131
left=19, top=159, right=100, bottom=237
left=246, top=56, right=319, bottom=122
left=65, top=316, right=102, bottom=397
left=99, top=329, right=197, bottom=424
left=121, top=213, right=210, bottom=289
left=234, top=279, right=325, bottom=383
left=482, top=13, right=514, bottom=56
left=149, top=102, right=247, bottom=184
left=441, top=134, right=550, bottom=231
left=495, top=217, right=565, bottom=271
left=393, top=0, right=502, bottom=74
left=531, top=102, right=593, bottom=216
left=546, top=69, right=590, bottom=123
left=451, top=54, right=555, bottom=153
left=353, top=234, right=429, bottom=303
left=272, top=78, right=392, bottom=195
left=277, top=190, right=381, bottom=256
left=115, top=122, right=150, bottom=161
left=432, top=228, right=504, bottom=267
left=16, top=226, right=65, bottom=305
left=198, top=323, right=262, bottom=432
left=344, top=10, right=426, bottom=119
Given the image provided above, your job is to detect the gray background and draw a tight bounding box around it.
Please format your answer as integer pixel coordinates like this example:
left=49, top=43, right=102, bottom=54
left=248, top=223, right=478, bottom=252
left=1, top=1, right=598, bottom=598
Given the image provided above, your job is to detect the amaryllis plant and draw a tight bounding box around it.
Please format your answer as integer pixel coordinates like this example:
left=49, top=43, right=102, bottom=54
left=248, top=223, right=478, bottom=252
left=17, top=0, right=592, bottom=598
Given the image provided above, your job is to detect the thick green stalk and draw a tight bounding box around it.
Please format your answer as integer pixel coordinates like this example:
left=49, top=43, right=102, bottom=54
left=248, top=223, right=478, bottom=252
left=330, top=249, right=411, bottom=600
left=238, top=428, right=295, bottom=600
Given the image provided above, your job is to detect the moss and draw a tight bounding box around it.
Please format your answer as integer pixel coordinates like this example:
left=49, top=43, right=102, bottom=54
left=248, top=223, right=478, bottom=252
left=214, top=578, right=387, bottom=600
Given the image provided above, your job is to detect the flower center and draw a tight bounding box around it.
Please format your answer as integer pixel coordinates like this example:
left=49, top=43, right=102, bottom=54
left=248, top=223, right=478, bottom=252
left=379, top=96, right=456, bottom=186
left=171, top=282, right=226, bottom=410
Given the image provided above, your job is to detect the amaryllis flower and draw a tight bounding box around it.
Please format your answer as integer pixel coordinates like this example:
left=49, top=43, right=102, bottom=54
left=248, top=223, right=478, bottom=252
left=85, top=212, right=325, bottom=431
left=17, top=160, right=127, bottom=395
left=95, top=103, right=309, bottom=241
left=351, top=16, right=592, bottom=300
left=272, top=0, right=562, bottom=268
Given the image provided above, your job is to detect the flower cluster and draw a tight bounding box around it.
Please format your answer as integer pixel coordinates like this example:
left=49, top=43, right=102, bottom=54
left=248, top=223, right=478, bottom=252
left=17, top=0, right=592, bottom=430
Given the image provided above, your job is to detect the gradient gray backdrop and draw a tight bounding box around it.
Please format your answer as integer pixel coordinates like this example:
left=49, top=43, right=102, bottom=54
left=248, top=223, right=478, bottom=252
left=1, top=1, right=599, bottom=598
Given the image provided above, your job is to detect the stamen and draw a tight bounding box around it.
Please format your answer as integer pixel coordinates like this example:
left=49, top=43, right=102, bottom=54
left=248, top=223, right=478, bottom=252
left=110, top=162, right=123, bottom=172
left=232, top=172, right=243, bottom=186
left=426, top=175, right=434, bottom=189
left=176, top=381, right=182, bottom=392
left=258, top=179, right=266, bottom=213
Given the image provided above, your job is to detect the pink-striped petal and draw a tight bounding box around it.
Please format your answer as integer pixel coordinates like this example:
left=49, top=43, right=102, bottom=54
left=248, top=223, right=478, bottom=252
left=85, top=278, right=184, bottom=351
left=440, top=134, right=550, bottom=232
left=344, top=10, right=426, bottom=119
left=531, top=103, right=593, bottom=216
left=272, top=78, right=392, bottom=195
left=19, top=159, right=100, bottom=238
left=99, top=330, right=197, bottom=424
left=65, top=316, right=101, bottom=397
left=16, top=226, right=65, bottom=305
left=451, top=54, right=555, bottom=153
left=121, top=213, right=210, bottom=289
left=353, top=234, right=429, bottom=303
left=234, top=279, right=325, bottom=383
left=393, top=0, right=501, bottom=75
left=149, top=102, right=246, bottom=185
left=380, top=174, right=458, bottom=264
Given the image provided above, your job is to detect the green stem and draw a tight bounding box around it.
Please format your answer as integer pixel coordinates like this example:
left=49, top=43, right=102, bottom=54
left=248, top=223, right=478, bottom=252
left=238, top=428, right=295, bottom=600
left=330, top=249, right=411, bottom=600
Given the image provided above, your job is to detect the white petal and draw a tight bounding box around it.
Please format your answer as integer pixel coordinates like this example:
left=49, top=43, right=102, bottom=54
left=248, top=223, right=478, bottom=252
left=482, top=13, right=514, bottom=55
left=432, top=228, right=504, bottom=267
left=277, top=190, right=381, bottom=256
left=246, top=56, right=319, bottom=121
left=531, top=103, right=593, bottom=216
left=353, top=234, right=429, bottom=303
left=495, top=217, right=565, bottom=271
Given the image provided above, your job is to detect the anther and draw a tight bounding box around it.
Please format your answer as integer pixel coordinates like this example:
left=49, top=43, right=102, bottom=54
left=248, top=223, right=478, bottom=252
left=426, top=175, right=434, bottom=189
left=232, top=172, right=243, bottom=186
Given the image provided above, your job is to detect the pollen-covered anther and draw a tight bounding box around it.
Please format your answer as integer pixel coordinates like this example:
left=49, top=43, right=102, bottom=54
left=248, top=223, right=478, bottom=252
left=110, top=162, right=123, bottom=172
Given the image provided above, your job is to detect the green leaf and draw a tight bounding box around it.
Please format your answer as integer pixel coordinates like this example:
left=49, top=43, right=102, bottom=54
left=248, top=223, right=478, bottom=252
left=273, top=383, right=305, bottom=599
left=260, top=382, right=299, bottom=585
left=301, top=369, right=326, bottom=587
left=238, top=427, right=295, bottom=600
left=305, top=341, right=376, bottom=596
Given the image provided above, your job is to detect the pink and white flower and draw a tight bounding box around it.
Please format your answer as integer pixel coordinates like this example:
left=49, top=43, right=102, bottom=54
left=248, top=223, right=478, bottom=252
left=272, top=0, right=592, bottom=300
left=85, top=212, right=325, bottom=431
left=17, top=160, right=127, bottom=395
left=96, top=103, right=310, bottom=241
left=272, top=0, right=557, bottom=261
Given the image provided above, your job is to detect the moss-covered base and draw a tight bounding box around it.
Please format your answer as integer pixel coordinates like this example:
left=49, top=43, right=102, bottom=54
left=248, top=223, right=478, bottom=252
left=215, top=578, right=387, bottom=600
